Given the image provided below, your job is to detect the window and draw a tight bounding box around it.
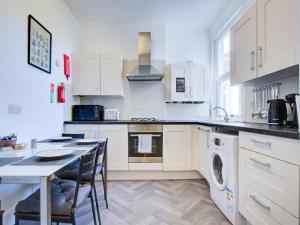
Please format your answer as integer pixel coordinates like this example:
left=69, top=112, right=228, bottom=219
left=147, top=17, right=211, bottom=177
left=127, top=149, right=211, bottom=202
left=214, top=30, right=241, bottom=119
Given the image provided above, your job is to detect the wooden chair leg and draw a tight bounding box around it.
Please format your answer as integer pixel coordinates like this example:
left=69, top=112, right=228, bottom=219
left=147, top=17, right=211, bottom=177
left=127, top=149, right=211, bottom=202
left=90, top=194, right=98, bottom=225
left=101, top=172, right=108, bottom=208
left=93, top=184, right=101, bottom=225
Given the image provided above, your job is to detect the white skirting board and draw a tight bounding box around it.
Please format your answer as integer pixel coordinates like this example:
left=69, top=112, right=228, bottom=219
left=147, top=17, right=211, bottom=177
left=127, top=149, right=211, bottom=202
left=101, top=170, right=204, bottom=181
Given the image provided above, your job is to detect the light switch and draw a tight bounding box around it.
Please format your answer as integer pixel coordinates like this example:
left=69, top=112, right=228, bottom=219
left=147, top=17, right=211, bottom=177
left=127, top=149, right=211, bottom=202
left=8, top=104, right=22, bottom=115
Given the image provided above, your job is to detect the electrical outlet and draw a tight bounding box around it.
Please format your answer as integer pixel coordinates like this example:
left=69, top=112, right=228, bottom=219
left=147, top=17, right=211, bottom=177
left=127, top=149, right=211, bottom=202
left=8, top=104, right=22, bottom=115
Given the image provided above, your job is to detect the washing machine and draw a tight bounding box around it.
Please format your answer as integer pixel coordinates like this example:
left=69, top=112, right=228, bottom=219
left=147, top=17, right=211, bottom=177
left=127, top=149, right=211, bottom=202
left=208, top=132, right=244, bottom=225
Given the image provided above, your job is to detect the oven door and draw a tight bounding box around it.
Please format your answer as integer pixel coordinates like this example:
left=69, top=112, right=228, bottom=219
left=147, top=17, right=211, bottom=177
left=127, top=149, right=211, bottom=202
left=128, top=132, right=163, bottom=163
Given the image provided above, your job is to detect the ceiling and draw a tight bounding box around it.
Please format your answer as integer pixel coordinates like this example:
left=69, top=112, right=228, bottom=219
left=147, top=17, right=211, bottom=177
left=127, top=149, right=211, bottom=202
left=64, top=0, right=234, bottom=28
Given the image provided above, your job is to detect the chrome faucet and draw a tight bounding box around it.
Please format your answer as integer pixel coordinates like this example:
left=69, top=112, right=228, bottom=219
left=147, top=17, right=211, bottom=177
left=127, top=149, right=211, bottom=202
left=213, top=107, right=230, bottom=122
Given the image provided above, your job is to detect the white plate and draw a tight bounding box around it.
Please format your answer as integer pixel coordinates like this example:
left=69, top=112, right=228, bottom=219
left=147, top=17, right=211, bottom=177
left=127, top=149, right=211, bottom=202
left=50, top=136, right=72, bottom=141
left=35, top=149, right=74, bottom=160
left=75, top=139, right=99, bottom=145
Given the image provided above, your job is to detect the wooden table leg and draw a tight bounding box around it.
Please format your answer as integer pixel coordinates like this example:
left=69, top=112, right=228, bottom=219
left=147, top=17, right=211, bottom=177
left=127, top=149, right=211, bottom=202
left=40, top=176, right=51, bottom=225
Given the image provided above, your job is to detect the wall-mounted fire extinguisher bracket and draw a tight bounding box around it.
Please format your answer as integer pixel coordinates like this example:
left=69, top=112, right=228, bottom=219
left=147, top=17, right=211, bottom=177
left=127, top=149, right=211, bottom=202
left=57, top=83, right=65, bottom=103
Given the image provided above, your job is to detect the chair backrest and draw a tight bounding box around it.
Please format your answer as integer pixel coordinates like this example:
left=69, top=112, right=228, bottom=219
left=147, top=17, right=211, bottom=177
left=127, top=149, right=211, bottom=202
left=99, top=138, right=108, bottom=167
left=72, top=148, right=98, bottom=210
left=62, top=133, right=85, bottom=139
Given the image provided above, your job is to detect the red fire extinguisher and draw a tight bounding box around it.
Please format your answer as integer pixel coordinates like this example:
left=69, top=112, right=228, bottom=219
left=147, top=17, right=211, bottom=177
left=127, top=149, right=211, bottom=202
left=57, top=83, right=65, bottom=103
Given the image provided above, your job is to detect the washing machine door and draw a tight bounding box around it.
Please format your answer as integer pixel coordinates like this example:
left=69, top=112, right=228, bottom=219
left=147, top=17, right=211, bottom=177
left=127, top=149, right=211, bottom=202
left=210, top=151, right=228, bottom=191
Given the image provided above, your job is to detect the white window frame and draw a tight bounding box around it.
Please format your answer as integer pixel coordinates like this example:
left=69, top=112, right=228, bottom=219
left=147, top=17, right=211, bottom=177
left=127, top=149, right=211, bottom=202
left=212, top=8, right=243, bottom=121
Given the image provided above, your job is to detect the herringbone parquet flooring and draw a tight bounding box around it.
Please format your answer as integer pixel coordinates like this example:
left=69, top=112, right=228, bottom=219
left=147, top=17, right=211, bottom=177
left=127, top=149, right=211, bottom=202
left=22, top=179, right=231, bottom=225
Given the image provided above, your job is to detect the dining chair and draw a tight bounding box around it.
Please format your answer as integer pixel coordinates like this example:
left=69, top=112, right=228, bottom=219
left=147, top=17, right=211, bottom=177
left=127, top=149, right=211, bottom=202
left=14, top=147, right=99, bottom=225
left=58, top=138, right=108, bottom=224
left=62, top=133, right=85, bottom=139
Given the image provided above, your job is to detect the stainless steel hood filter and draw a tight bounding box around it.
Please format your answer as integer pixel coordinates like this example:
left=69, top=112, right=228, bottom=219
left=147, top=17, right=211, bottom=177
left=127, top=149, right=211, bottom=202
left=127, top=32, right=164, bottom=81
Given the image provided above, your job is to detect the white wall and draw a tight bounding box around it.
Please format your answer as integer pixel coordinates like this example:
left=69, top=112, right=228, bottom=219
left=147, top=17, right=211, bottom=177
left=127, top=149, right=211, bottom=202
left=0, top=1, right=79, bottom=223
left=78, top=21, right=211, bottom=120
left=0, top=0, right=79, bottom=142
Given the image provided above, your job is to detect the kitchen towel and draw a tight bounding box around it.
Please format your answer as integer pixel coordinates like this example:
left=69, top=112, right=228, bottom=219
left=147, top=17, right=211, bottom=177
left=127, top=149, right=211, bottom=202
left=138, top=135, right=152, bottom=154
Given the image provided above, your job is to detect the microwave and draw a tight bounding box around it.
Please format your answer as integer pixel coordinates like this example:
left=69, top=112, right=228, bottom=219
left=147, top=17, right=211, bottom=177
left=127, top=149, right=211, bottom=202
left=72, top=105, right=104, bottom=121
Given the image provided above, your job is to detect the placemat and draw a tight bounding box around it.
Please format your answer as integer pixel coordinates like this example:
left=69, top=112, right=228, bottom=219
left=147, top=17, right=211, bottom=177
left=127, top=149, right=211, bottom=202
left=11, top=150, right=85, bottom=166
left=38, top=139, right=75, bottom=143
left=0, top=157, right=24, bottom=167
left=63, top=141, right=102, bottom=148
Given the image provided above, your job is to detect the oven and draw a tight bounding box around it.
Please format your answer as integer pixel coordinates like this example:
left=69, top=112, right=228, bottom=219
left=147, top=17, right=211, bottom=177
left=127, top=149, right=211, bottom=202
left=128, top=124, right=163, bottom=163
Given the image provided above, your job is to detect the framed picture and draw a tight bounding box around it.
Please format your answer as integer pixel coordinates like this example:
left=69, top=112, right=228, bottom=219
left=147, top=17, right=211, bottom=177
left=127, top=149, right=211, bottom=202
left=28, top=15, right=52, bottom=73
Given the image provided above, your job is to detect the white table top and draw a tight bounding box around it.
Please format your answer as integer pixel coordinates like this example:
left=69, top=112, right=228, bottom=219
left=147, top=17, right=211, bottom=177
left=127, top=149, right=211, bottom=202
left=0, top=141, right=100, bottom=177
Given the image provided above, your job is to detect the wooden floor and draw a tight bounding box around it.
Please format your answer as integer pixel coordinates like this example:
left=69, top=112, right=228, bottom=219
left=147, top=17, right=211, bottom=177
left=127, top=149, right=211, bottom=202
left=22, top=179, right=231, bottom=225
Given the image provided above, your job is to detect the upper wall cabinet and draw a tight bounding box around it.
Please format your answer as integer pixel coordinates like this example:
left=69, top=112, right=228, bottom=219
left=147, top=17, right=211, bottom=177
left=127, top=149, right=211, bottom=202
left=257, top=0, right=299, bottom=77
left=231, top=5, right=257, bottom=85
left=231, top=0, right=299, bottom=85
left=72, top=53, right=123, bottom=96
left=168, top=63, right=206, bottom=102
left=72, top=54, right=101, bottom=95
left=100, top=54, right=124, bottom=96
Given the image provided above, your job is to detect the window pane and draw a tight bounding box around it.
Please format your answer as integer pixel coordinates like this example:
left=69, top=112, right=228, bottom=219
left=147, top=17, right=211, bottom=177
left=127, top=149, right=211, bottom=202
left=219, top=80, right=230, bottom=113
left=217, top=32, right=231, bottom=77
left=230, top=86, right=240, bottom=115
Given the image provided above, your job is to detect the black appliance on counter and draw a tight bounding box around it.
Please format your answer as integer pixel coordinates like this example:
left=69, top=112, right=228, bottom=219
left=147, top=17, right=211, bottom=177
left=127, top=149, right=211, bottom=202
left=285, top=93, right=299, bottom=128
left=72, top=105, right=104, bottom=121
left=267, top=99, right=287, bottom=126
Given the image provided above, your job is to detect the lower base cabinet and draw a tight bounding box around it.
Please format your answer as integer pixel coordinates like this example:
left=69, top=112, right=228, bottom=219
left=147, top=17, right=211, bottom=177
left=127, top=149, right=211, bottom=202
left=64, top=124, right=128, bottom=171
left=99, top=125, right=128, bottom=171
left=197, top=126, right=210, bottom=181
left=163, top=125, right=192, bottom=171
left=239, top=132, right=300, bottom=225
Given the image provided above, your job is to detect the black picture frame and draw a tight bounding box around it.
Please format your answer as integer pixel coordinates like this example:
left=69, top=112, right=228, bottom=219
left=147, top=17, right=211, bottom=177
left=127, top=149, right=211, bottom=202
left=28, top=15, right=52, bottom=74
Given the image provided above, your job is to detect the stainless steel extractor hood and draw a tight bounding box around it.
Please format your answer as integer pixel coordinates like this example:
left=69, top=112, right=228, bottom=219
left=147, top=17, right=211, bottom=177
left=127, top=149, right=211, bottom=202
left=127, top=32, right=164, bottom=81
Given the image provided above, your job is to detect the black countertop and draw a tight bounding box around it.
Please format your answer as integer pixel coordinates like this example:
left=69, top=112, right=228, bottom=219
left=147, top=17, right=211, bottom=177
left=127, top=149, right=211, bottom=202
left=64, top=120, right=300, bottom=140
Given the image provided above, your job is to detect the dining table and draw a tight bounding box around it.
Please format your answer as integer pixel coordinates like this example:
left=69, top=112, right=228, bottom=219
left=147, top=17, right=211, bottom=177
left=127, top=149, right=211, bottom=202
left=0, top=139, right=103, bottom=225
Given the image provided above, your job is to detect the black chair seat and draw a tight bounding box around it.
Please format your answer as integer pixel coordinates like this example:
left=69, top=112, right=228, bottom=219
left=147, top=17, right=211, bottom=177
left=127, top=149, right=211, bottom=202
left=15, top=178, right=91, bottom=216
left=59, top=163, right=103, bottom=181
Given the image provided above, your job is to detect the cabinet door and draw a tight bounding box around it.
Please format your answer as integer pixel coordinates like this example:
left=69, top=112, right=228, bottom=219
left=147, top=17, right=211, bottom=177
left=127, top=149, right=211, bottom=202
left=231, top=4, right=257, bottom=85
left=64, top=125, right=99, bottom=139
left=257, top=0, right=298, bottom=77
left=171, top=64, right=190, bottom=101
left=72, top=54, right=101, bottom=95
left=100, top=54, right=123, bottom=96
left=190, top=64, right=205, bottom=101
left=198, top=126, right=210, bottom=181
left=191, top=126, right=199, bottom=171
left=163, top=125, right=192, bottom=171
left=99, top=125, right=128, bottom=171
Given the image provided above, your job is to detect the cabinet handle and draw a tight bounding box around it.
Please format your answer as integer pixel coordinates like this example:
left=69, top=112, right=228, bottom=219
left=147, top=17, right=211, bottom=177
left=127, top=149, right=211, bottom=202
left=250, top=139, right=271, bottom=147
left=258, top=47, right=263, bottom=68
left=250, top=194, right=271, bottom=211
left=251, top=51, right=255, bottom=71
left=249, top=157, right=271, bottom=168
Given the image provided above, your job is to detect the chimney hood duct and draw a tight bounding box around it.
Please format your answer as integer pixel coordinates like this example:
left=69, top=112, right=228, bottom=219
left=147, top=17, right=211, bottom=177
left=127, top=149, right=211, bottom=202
left=127, top=32, right=164, bottom=81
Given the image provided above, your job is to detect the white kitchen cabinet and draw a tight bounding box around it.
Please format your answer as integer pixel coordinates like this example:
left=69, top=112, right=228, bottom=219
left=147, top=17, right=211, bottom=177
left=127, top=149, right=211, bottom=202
left=257, top=0, right=298, bottom=77
left=72, top=54, right=101, bottom=95
left=231, top=3, right=257, bottom=85
left=64, top=124, right=99, bottom=139
left=163, top=125, right=192, bottom=171
left=198, top=126, right=210, bottom=181
left=170, top=64, right=190, bottom=101
left=100, top=54, right=123, bottom=96
left=239, top=132, right=300, bottom=224
left=170, top=63, right=206, bottom=102
left=191, top=125, right=199, bottom=171
left=231, top=0, right=299, bottom=85
left=99, top=125, right=128, bottom=171
left=190, top=63, right=205, bottom=101
left=72, top=53, right=123, bottom=96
